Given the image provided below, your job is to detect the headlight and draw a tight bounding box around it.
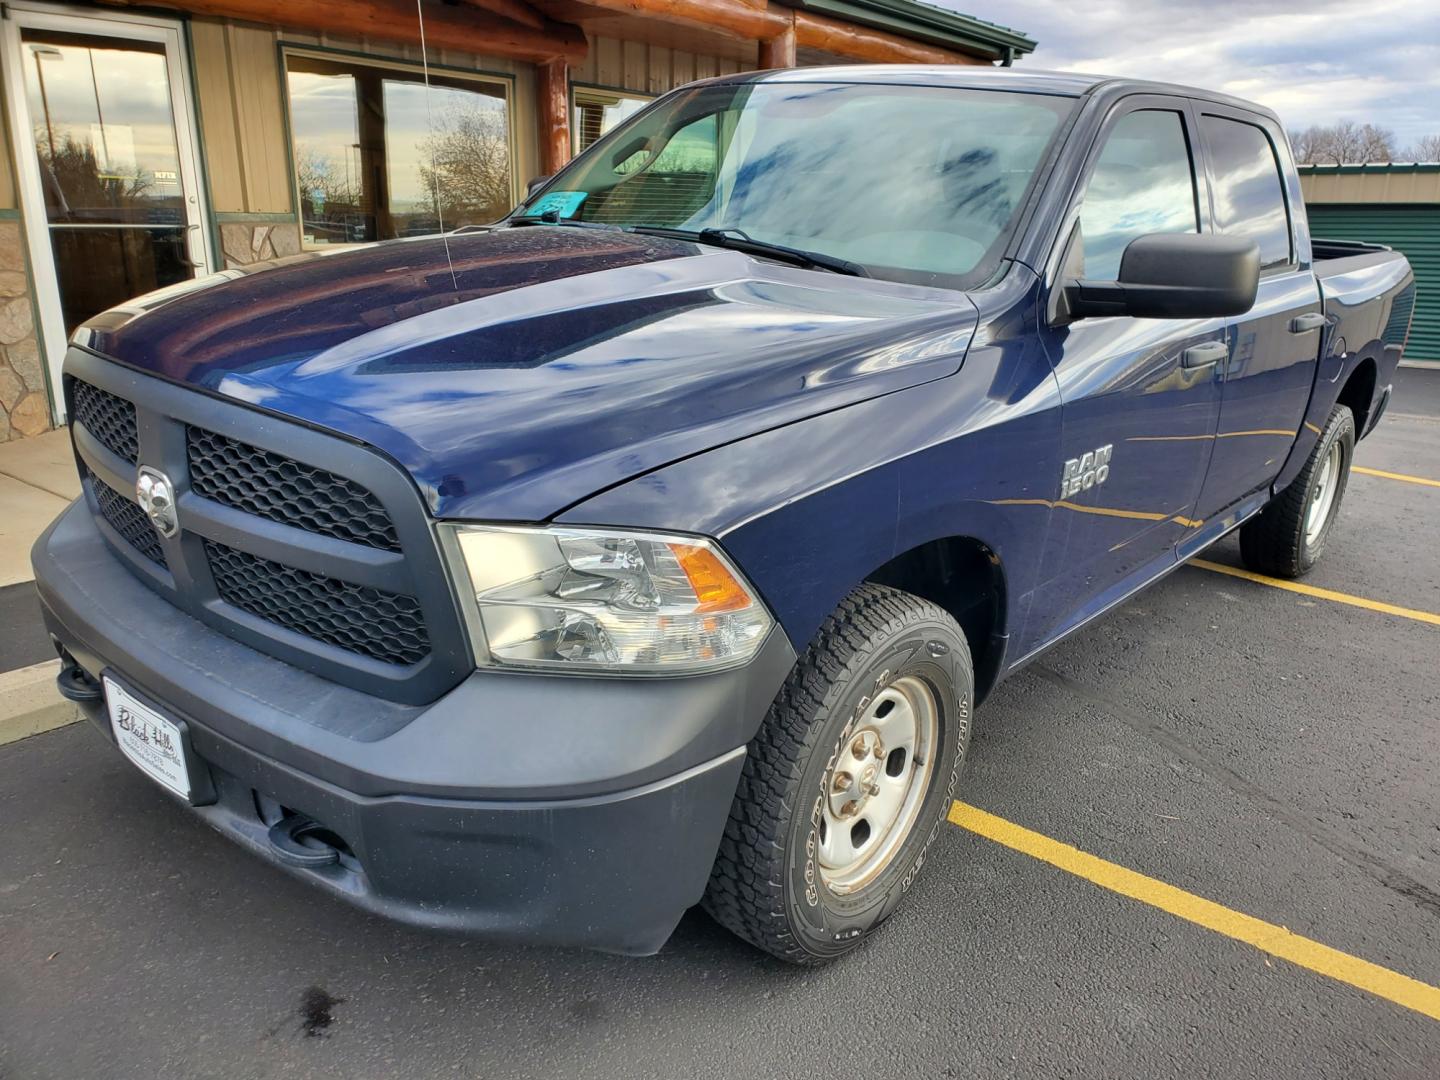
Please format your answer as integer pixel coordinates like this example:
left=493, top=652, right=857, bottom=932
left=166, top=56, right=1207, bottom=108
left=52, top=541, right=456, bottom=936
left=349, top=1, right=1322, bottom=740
left=444, top=525, right=774, bottom=674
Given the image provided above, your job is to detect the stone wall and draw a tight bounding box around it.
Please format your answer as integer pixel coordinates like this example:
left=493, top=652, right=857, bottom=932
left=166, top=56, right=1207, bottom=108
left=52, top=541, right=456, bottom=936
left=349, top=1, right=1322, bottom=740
left=219, top=220, right=302, bottom=266
left=0, top=217, right=303, bottom=443
left=0, top=219, right=48, bottom=443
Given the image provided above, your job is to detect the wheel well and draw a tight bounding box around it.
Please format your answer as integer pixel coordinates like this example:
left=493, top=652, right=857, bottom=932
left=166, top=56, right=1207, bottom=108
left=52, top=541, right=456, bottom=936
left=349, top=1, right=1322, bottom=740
left=1336, top=358, right=1377, bottom=435
left=865, top=537, right=1007, bottom=705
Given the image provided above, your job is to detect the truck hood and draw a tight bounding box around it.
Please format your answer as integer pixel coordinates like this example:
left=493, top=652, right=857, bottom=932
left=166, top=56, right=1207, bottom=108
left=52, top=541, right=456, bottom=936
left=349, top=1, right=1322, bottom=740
left=79, top=228, right=977, bottom=520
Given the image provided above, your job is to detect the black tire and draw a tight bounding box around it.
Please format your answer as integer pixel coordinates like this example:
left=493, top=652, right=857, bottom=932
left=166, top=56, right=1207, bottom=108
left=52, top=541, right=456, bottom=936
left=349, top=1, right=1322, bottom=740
left=702, top=583, right=972, bottom=964
left=1239, top=403, right=1355, bottom=578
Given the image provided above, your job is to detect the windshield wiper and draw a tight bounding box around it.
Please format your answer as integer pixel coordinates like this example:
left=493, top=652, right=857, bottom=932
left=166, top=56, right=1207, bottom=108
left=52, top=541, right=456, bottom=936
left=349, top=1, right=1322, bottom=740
left=627, top=226, right=868, bottom=277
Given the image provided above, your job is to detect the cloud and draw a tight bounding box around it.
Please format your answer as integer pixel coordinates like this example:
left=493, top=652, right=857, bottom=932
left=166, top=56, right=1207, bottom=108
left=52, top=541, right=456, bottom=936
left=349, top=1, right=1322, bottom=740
left=946, top=0, right=1440, bottom=151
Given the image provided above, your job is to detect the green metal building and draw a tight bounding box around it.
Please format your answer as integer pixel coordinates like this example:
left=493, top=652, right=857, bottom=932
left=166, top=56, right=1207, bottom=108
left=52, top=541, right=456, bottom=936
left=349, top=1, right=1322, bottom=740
left=1301, top=163, right=1439, bottom=363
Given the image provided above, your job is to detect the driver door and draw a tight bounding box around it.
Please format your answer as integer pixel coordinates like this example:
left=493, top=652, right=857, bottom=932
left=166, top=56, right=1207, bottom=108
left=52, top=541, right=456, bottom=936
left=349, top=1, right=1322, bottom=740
left=1025, top=97, right=1226, bottom=652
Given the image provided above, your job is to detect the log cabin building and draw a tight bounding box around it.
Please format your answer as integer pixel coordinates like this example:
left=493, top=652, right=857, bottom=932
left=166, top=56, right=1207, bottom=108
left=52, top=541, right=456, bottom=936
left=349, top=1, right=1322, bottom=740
left=0, top=0, right=1035, bottom=438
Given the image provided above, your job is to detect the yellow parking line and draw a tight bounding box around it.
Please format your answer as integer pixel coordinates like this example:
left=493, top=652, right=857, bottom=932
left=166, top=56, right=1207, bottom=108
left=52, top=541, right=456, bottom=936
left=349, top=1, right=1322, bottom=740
left=1191, top=559, right=1440, bottom=627
left=1353, top=465, right=1440, bottom=489
left=948, top=802, right=1440, bottom=1022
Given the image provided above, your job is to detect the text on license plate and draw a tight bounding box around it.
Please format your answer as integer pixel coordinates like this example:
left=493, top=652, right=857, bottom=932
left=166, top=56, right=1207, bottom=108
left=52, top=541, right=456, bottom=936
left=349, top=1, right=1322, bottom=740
left=104, top=676, right=191, bottom=799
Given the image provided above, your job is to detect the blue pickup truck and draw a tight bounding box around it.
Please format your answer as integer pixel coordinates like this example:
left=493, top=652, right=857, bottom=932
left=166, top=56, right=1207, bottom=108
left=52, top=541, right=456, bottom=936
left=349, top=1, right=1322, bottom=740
left=34, top=67, right=1414, bottom=963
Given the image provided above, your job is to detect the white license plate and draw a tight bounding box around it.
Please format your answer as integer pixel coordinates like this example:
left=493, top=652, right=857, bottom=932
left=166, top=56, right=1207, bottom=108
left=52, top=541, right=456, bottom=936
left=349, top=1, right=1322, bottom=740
left=104, top=676, right=191, bottom=799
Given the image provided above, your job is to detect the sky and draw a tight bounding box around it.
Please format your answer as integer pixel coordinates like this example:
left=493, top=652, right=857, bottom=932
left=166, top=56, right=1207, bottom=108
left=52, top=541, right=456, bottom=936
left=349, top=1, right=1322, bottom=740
left=947, top=0, right=1440, bottom=152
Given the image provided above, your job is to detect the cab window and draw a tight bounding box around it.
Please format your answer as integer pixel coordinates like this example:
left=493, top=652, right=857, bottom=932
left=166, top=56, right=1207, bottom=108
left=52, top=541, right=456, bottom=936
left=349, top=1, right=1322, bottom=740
left=1078, top=110, right=1199, bottom=280
left=1200, top=115, right=1292, bottom=269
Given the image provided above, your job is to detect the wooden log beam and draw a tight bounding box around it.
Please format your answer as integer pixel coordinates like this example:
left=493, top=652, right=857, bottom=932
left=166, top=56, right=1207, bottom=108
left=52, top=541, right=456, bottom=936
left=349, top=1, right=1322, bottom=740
left=570, top=0, right=789, bottom=43
left=536, top=58, right=572, bottom=175
left=758, top=31, right=796, bottom=68
left=99, top=0, right=588, bottom=64
left=571, top=0, right=977, bottom=64
left=758, top=13, right=796, bottom=68
left=793, top=11, right=976, bottom=65
left=458, top=0, right=547, bottom=32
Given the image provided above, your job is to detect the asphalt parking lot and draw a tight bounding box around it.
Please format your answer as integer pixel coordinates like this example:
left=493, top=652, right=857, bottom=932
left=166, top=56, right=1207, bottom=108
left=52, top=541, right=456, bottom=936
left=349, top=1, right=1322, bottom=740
left=2, top=370, right=1438, bottom=1080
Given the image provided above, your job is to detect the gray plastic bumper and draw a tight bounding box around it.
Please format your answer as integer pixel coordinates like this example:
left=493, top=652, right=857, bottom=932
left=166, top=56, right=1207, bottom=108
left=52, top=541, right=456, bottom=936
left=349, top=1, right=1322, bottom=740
left=33, top=501, right=797, bottom=954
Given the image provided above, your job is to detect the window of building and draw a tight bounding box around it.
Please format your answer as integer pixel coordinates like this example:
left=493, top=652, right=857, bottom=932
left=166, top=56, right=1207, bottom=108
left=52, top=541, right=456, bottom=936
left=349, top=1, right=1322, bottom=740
left=572, top=88, right=651, bottom=156
left=283, top=52, right=513, bottom=246
left=1200, top=115, right=1292, bottom=269
left=1078, top=110, right=1199, bottom=280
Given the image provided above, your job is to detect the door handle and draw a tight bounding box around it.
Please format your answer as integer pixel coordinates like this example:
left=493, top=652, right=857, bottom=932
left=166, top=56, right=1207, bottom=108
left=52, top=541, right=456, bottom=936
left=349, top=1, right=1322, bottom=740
left=178, top=223, right=205, bottom=270
left=1290, top=312, right=1327, bottom=333
left=1181, top=341, right=1228, bottom=369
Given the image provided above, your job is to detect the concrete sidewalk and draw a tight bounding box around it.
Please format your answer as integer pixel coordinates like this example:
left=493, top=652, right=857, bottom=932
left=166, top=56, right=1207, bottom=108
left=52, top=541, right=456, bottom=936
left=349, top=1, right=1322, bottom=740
left=0, top=428, right=78, bottom=744
left=0, top=427, right=78, bottom=587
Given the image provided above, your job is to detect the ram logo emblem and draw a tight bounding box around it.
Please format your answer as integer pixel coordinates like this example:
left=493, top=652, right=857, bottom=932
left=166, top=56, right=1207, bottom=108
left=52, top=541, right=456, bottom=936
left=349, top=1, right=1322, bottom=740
left=1061, top=445, right=1113, bottom=499
left=136, top=466, right=179, bottom=539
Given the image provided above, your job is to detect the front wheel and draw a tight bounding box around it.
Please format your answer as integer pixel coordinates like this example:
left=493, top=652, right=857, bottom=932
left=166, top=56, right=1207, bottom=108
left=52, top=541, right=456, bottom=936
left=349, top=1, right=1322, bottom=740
left=702, top=583, right=972, bottom=963
left=1239, top=403, right=1355, bottom=578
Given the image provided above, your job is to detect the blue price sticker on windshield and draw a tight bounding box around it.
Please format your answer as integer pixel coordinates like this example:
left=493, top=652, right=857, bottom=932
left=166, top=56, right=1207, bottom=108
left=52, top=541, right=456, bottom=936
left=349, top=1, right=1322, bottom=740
left=531, top=190, right=587, bottom=218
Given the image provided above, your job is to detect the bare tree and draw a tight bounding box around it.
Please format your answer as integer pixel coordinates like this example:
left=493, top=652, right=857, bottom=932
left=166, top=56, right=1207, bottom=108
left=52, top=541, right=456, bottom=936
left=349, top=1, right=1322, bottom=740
left=1289, top=121, right=1396, bottom=165
left=33, top=132, right=150, bottom=216
left=417, top=103, right=512, bottom=227
left=1402, top=133, right=1440, bottom=162
left=294, top=144, right=358, bottom=209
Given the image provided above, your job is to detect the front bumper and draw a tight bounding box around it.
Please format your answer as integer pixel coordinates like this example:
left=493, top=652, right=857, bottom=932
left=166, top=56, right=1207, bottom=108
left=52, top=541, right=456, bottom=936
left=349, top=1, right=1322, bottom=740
left=33, top=501, right=796, bottom=954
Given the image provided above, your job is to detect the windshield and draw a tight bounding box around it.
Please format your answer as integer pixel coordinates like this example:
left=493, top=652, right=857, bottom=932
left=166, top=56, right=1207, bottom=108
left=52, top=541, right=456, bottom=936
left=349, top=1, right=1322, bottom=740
left=519, top=82, right=1074, bottom=288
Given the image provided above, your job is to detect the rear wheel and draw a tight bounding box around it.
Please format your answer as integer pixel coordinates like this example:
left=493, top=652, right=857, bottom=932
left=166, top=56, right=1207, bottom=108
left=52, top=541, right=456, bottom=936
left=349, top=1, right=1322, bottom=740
left=702, top=583, right=972, bottom=963
left=1239, top=403, right=1355, bottom=578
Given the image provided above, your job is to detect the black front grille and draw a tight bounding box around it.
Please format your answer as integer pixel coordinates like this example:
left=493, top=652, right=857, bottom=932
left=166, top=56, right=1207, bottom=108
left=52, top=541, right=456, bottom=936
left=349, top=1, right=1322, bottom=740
left=66, top=352, right=466, bottom=704
left=204, top=540, right=429, bottom=666
left=88, top=469, right=166, bottom=569
left=187, top=426, right=401, bottom=551
left=71, top=380, right=139, bottom=464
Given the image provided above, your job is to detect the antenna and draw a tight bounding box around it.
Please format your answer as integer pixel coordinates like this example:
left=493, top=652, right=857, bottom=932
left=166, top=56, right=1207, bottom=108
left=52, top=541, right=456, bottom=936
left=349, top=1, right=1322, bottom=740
left=416, top=0, right=458, bottom=289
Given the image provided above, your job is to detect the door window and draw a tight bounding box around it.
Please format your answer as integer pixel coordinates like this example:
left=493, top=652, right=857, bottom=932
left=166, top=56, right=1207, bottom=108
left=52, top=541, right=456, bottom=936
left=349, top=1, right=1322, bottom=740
left=1200, top=115, right=1292, bottom=269
left=1078, top=110, right=1199, bottom=280
left=20, top=29, right=194, bottom=334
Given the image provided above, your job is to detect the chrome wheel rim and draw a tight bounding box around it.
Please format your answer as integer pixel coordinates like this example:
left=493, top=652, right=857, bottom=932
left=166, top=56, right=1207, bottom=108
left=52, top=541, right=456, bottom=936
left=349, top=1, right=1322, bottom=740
left=1305, top=441, right=1343, bottom=546
left=817, top=675, right=939, bottom=895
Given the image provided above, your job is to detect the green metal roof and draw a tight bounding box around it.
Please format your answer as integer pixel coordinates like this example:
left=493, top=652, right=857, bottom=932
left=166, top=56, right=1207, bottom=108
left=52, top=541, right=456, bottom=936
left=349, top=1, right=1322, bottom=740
left=1299, top=162, right=1440, bottom=175
left=776, top=0, right=1037, bottom=61
left=1306, top=203, right=1440, bottom=361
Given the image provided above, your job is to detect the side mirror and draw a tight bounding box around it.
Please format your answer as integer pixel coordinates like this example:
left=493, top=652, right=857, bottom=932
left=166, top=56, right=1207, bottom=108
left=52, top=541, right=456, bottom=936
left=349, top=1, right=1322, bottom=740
left=1064, top=234, right=1260, bottom=320
left=525, top=174, right=552, bottom=198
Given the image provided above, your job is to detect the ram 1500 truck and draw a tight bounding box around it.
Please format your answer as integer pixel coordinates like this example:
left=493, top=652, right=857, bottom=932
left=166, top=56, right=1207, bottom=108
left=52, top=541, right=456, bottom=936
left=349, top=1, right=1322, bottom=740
left=33, top=67, right=1414, bottom=963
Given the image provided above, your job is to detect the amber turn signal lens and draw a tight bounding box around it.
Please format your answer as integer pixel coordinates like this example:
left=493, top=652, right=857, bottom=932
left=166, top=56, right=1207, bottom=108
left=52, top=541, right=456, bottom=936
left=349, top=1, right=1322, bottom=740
left=670, top=543, right=752, bottom=613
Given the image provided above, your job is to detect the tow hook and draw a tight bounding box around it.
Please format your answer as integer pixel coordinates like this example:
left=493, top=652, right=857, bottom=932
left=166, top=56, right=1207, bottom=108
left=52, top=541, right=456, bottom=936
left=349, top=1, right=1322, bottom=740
left=54, top=653, right=103, bottom=703
left=267, top=816, right=343, bottom=869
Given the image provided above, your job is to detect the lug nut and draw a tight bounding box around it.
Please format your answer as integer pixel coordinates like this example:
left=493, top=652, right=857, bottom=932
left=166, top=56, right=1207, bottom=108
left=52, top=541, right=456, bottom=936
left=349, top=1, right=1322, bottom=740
left=832, top=771, right=853, bottom=794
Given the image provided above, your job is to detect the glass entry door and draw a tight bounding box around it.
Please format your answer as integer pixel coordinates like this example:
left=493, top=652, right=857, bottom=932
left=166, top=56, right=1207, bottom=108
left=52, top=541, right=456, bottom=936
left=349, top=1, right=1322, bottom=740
left=2, top=3, right=214, bottom=419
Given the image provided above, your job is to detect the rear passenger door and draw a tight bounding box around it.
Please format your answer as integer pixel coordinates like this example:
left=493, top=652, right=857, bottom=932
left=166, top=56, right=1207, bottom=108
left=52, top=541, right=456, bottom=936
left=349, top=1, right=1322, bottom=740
left=1189, top=107, right=1321, bottom=527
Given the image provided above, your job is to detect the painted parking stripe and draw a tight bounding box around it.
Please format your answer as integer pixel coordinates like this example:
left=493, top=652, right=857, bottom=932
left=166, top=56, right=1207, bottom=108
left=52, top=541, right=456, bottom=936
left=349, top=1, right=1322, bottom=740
left=1191, top=559, right=1440, bottom=627
left=1352, top=465, right=1440, bottom=489
left=948, top=801, right=1440, bottom=1023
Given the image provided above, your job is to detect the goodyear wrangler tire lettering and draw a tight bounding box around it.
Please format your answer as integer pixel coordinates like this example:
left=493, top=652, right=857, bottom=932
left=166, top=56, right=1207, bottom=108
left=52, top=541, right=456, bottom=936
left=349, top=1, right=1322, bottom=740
left=702, top=583, right=974, bottom=964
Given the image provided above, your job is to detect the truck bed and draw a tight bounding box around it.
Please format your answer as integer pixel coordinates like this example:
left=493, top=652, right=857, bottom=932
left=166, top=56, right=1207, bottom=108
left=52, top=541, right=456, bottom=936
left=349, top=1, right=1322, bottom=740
left=1319, top=243, right=1405, bottom=383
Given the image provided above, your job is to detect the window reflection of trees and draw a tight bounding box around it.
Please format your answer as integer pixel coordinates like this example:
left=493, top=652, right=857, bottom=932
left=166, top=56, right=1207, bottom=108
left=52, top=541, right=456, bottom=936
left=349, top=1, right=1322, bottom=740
left=416, top=101, right=513, bottom=230
left=35, top=134, right=157, bottom=221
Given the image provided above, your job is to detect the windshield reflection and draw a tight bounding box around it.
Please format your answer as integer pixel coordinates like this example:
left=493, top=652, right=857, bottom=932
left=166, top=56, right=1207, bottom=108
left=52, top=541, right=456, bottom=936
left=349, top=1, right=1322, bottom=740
left=523, top=83, right=1074, bottom=290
